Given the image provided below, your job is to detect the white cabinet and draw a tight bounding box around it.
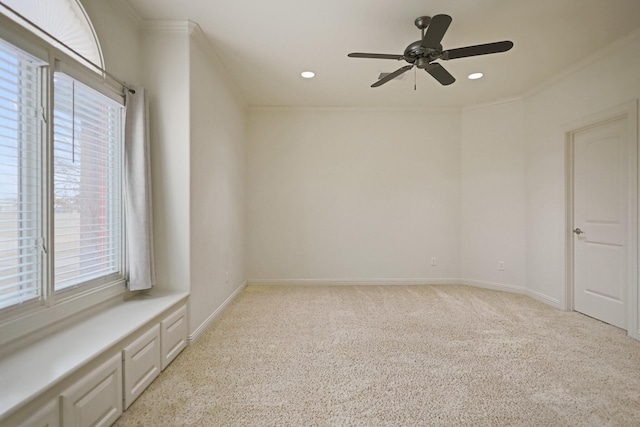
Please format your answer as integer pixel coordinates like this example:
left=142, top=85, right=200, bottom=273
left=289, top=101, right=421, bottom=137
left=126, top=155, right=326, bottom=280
left=16, top=399, right=59, bottom=427
left=123, top=324, right=161, bottom=409
left=1, top=297, right=188, bottom=427
left=161, top=305, right=187, bottom=370
left=61, top=353, right=122, bottom=427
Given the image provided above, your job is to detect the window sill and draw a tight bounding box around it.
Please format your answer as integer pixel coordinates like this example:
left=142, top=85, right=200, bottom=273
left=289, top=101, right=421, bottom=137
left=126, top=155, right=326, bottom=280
left=0, top=290, right=189, bottom=422
left=0, top=280, right=128, bottom=353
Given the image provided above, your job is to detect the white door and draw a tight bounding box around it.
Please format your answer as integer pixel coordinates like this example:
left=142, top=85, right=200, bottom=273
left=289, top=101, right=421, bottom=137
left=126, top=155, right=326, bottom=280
left=573, top=116, right=629, bottom=329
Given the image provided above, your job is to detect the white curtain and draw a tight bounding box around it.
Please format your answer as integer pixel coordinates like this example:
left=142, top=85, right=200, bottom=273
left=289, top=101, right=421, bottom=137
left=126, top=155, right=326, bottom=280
left=124, top=87, right=155, bottom=290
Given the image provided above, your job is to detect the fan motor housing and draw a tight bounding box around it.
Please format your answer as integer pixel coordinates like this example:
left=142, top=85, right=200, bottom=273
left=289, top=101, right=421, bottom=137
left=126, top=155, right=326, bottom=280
left=403, top=41, right=443, bottom=67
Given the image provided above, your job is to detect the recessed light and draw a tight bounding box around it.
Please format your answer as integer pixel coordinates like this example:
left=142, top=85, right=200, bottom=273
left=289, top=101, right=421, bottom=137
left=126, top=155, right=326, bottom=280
left=468, top=72, right=484, bottom=80
left=301, top=71, right=315, bottom=79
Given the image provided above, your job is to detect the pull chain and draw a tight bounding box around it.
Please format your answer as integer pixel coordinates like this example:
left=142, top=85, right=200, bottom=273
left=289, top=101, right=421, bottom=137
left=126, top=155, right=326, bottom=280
left=414, top=66, right=417, bottom=91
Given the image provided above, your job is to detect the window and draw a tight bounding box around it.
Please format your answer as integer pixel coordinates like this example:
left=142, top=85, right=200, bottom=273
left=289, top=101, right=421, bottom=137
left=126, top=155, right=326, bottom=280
left=53, top=74, right=123, bottom=292
left=0, top=32, right=125, bottom=313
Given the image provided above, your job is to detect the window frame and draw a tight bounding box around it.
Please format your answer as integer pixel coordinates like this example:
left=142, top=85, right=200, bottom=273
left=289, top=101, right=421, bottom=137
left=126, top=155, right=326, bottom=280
left=0, top=13, right=128, bottom=351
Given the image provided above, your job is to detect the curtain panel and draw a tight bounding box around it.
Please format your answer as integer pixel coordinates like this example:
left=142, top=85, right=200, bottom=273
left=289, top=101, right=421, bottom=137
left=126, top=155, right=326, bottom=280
left=124, top=87, right=155, bottom=291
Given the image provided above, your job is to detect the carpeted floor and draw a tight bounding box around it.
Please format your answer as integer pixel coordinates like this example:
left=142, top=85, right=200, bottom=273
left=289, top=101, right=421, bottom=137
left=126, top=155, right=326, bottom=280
left=115, top=285, right=640, bottom=426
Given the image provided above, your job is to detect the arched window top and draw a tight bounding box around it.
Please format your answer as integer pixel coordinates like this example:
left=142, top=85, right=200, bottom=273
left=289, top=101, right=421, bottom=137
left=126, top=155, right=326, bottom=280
left=1, top=0, right=104, bottom=69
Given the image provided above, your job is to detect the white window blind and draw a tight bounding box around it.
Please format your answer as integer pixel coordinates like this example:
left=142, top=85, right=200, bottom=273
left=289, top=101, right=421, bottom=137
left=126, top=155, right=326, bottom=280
left=0, top=39, right=44, bottom=309
left=53, top=73, right=123, bottom=291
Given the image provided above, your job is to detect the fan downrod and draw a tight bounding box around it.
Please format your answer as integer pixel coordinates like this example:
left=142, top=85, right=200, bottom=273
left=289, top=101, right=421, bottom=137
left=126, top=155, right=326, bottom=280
left=414, top=16, right=431, bottom=30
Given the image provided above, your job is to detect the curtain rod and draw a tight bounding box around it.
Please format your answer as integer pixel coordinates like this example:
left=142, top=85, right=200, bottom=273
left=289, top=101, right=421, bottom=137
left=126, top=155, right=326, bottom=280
left=0, top=1, right=136, bottom=94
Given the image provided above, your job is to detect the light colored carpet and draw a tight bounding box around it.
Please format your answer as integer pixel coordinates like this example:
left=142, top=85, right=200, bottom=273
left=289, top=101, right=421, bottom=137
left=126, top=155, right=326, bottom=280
left=115, top=285, right=640, bottom=426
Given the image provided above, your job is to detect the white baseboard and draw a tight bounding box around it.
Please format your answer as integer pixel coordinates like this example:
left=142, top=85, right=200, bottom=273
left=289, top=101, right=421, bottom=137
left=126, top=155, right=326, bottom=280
left=459, top=278, right=561, bottom=308
left=247, top=278, right=460, bottom=286
left=459, top=278, right=525, bottom=294
left=525, top=287, right=562, bottom=308
left=188, top=281, right=246, bottom=343
left=247, top=278, right=561, bottom=308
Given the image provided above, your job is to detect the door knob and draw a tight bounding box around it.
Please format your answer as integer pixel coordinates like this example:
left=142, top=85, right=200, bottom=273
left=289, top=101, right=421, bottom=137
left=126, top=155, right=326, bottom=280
left=573, top=228, right=584, bottom=235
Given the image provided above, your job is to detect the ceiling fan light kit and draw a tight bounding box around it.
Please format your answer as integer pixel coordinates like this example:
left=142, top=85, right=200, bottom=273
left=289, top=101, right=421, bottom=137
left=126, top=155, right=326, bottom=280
left=348, top=14, right=513, bottom=88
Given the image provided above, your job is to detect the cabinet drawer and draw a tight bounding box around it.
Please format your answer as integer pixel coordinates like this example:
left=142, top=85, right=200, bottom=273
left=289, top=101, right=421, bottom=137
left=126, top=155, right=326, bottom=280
left=161, top=304, right=187, bottom=370
left=16, top=399, right=59, bottom=427
left=61, top=353, right=122, bottom=427
left=123, top=324, right=161, bottom=409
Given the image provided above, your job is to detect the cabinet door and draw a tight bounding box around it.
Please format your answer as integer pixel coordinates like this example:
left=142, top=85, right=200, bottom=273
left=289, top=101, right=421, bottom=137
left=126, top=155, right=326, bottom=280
left=61, top=353, right=122, bottom=427
left=17, top=399, right=59, bottom=427
left=123, top=324, right=161, bottom=409
left=161, top=304, right=187, bottom=370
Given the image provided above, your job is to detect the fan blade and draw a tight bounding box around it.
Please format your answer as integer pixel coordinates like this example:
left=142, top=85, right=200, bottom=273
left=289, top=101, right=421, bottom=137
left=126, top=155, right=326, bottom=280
left=442, top=41, right=514, bottom=60
left=371, top=65, right=413, bottom=87
left=425, top=63, right=455, bottom=86
left=348, top=53, right=404, bottom=60
left=421, top=14, right=452, bottom=48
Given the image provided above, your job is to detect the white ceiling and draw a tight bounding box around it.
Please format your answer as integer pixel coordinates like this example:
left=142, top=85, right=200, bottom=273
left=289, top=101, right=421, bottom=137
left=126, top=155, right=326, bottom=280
left=123, top=0, right=640, bottom=109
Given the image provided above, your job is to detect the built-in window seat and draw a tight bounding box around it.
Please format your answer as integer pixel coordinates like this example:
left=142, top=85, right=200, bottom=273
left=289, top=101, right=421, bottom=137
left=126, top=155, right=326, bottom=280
left=0, top=290, right=189, bottom=427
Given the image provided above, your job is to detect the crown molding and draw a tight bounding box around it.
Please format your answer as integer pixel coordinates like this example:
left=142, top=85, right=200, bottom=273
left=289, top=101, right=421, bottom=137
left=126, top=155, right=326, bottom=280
left=188, top=21, right=209, bottom=52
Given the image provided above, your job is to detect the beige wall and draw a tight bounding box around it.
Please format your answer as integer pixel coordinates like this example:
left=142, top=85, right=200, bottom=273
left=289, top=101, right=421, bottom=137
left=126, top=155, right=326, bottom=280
left=460, top=100, right=526, bottom=288
left=189, top=32, right=247, bottom=336
left=247, top=109, right=461, bottom=281
left=141, top=28, right=191, bottom=293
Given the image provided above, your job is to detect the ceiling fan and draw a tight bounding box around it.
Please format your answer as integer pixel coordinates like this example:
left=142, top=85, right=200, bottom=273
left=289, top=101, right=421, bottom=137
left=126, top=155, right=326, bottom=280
left=348, top=14, right=513, bottom=87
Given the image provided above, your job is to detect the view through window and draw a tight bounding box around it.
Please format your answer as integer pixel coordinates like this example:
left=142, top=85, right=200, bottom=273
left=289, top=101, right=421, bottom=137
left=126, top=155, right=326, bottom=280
left=53, top=73, right=122, bottom=292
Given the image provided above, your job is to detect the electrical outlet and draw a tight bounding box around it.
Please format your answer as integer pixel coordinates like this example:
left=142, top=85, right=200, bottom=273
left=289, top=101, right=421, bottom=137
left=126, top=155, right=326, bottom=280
left=498, top=261, right=505, bottom=271
left=431, top=257, right=437, bottom=266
